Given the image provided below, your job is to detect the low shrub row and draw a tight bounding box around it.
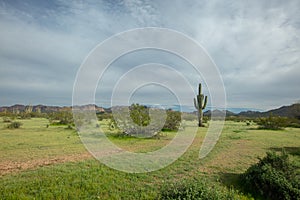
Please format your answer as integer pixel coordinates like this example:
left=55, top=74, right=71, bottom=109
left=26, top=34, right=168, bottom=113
left=159, top=178, right=245, bottom=200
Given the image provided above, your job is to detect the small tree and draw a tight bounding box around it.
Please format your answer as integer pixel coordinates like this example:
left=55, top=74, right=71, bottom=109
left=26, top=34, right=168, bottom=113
left=111, top=104, right=179, bottom=137
left=110, top=104, right=146, bottom=136
left=129, top=103, right=150, bottom=127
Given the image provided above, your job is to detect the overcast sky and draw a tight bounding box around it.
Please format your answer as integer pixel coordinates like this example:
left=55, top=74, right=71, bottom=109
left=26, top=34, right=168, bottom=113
left=0, top=0, right=299, bottom=111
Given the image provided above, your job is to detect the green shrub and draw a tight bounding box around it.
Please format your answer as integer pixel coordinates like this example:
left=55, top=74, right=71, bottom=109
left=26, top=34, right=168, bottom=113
left=129, top=103, right=150, bottom=126
left=110, top=104, right=182, bottom=136
left=286, top=117, right=300, bottom=128
left=7, top=121, right=22, bottom=129
left=162, top=110, right=181, bottom=131
left=241, top=151, right=300, bottom=200
left=47, top=111, right=74, bottom=126
left=159, top=178, right=241, bottom=200
left=111, top=104, right=159, bottom=137
left=2, top=117, right=12, bottom=123
left=256, top=114, right=288, bottom=130
left=97, top=113, right=112, bottom=121
left=19, top=112, right=32, bottom=119
left=109, top=118, right=117, bottom=130
left=0, top=112, right=17, bottom=119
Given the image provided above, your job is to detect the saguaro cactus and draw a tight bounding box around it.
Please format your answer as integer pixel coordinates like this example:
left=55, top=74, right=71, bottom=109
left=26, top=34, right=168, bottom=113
left=194, top=83, right=208, bottom=127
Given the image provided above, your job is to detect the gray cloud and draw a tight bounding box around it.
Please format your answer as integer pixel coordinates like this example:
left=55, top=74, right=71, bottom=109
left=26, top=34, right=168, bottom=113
left=0, top=0, right=299, bottom=110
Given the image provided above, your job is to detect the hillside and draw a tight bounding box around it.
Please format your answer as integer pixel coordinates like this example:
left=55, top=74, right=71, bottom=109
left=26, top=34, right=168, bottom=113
left=238, top=103, right=300, bottom=118
left=264, top=103, right=300, bottom=118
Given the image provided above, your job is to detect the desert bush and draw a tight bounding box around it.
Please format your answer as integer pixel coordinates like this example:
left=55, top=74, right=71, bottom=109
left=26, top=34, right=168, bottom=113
left=47, top=111, right=74, bottom=126
left=27, top=111, right=45, bottom=118
left=226, top=116, right=249, bottom=122
left=7, top=121, right=22, bottom=129
left=110, top=104, right=159, bottom=137
left=97, top=112, right=112, bottom=121
left=19, top=112, right=32, bottom=119
left=256, top=114, right=288, bottom=130
left=203, top=116, right=209, bottom=123
left=2, top=117, right=12, bottom=123
left=129, top=104, right=150, bottom=126
left=285, top=117, right=300, bottom=128
left=0, top=111, right=17, bottom=119
left=241, top=151, right=300, bottom=200
left=110, top=104, right=182, bottom=136
left=109, top=118, right=117, bottom=130
left=159, top=178, right=241, bottom=200
left=162, top=110, right=181, bottom=131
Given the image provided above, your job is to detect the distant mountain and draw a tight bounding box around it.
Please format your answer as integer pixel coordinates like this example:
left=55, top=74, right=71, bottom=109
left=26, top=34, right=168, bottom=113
left=193, top=103, right=300, bottom=119
left=264, top=103, right=300, bottom=118
left=0, top=104, right=105, bottom=113
left=203, top=109, right=236, bottom=117
left=238, top=103, right=300, bottom=118
left=238, top=110, right=262, bottom=118
left=0, top=103, right=299, bottom=119
left=72, top=104, right=105, bottom=113
left=226, top=107, right=263, bottom=113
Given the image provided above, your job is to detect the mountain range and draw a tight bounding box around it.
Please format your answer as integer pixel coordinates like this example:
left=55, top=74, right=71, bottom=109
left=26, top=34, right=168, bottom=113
left=0, top=103, right=299, bottom=119
left=203, top=103, right=300, bottom=119
left=0, top=104, right=107, bottom=113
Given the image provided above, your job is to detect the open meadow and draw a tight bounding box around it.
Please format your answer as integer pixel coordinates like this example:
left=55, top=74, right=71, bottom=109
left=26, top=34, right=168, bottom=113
left=2, top=1, right=300, bottom=199
left=0, top=117, right=299, bottom=199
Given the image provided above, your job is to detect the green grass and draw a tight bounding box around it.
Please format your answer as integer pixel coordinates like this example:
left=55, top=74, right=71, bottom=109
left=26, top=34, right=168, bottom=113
left=0, top=118, right=86, bottom=163
left=0, top=118, right=299, bottom=199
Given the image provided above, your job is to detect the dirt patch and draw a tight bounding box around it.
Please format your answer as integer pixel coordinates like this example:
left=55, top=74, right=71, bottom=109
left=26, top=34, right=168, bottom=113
left=0, top=152, right=93, bottom=176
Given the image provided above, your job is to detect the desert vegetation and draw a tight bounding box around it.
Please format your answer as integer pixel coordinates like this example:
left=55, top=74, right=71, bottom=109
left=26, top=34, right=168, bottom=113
left=6, top=121, right=22, bottom=129
left=108, top=103, right=181, bottom=137
left=241, top=151, right=300, bottom=200
left=0, top=104, right=299, bottom=199
left=194, top=83, right=207, bottom=127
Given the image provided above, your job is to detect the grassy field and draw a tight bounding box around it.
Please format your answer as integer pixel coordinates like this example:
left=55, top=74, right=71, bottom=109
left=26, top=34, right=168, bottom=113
left=0, top=118, right=299, bottom=199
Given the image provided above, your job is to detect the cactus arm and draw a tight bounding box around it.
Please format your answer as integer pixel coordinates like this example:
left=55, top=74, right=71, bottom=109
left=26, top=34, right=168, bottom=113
left=203, top=96, right=208, bottom=109
left=198, top=83, right=202, bottom=95
left=194, top=98, right=198, bottom=109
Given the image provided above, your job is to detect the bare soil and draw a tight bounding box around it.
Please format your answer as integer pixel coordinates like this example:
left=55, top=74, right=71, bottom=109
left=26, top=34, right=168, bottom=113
left=0, top=152, right=93, bottom=176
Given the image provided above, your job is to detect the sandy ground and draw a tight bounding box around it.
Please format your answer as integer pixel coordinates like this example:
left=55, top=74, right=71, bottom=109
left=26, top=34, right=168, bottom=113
left=0, top=152, right=93, bottom=176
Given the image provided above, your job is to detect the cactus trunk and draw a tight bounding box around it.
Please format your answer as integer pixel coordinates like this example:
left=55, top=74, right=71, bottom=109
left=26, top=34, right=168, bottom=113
left=194, top=83, right=207, bottom=127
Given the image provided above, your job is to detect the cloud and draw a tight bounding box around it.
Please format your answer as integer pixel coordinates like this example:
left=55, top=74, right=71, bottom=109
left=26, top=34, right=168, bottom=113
left=0, top=0, right=299, bottom=110
left=186, top=0, right=300, bottom=109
